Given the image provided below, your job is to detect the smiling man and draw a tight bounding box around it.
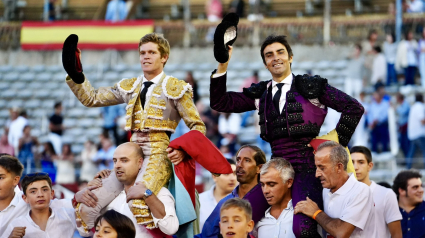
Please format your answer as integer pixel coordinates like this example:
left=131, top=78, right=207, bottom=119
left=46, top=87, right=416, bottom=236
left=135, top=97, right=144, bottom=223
left=255, top=158, right=295, bottom=238
left=392, top=170, right=425, bottom=238
left=209, top=34, right=364, bottom=237
left=63, top=33, right=205, bottom=230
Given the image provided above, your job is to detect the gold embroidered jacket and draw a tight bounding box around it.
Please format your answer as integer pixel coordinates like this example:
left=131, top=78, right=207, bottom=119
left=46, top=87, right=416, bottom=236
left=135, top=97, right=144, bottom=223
left=66, top=74, right=206, bottom=134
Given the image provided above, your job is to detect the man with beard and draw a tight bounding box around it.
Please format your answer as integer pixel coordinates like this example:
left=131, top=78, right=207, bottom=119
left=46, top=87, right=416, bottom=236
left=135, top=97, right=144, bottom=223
left=209, top=34, right=364, bottom=237
left=196, top=145, right=269, bottom=238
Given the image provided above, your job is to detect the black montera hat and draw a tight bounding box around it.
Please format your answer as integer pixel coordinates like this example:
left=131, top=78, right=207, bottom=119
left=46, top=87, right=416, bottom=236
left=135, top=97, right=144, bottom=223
left=62, top=34, right=85, bottom=84
left=213, top=13, right=239, bottom=63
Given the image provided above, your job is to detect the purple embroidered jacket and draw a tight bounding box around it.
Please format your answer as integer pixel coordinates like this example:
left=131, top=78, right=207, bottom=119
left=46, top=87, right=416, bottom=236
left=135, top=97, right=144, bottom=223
left=210, top=72, right=364, bottom=164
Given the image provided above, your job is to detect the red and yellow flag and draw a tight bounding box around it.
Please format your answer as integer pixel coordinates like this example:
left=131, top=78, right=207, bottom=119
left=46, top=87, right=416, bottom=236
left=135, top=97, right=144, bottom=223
left=21, top=20, right=154, bottom=50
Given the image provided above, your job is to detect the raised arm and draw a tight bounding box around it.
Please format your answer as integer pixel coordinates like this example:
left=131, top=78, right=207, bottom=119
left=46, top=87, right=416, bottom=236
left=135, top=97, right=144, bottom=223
left=319, top=83, right=364, bottom=147
left=66, top=75, right=126, bottom=108
left=210, top=46, right=258, bottom=113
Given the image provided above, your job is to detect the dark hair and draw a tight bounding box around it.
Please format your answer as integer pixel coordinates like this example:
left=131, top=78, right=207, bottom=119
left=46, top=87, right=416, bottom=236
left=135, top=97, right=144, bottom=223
left=54, top=102, right=62, bottom=109
left=235, top=145, right=266, bottom=166
left=226, top=159, right=236, bottom=165
left=260, top=35, right=293, bottom=65
left=354, top=43, right=362, bottom=52
left=377, top=181, right=391, bottom=189
left=415, top=93, right=424, bottom=102
left=0, top=155, right=24, bottom=177
left=44, top=142, right=56, bottom=155
left=373, top=46, right=382, bottom=53
left=350, top=146, right=373, bottom=164
left=23, top=125, right=31, bottom=132
left=392, top=170, right=422, bottom=198
left=220, top=198, right=252, bottom=221
left=21, top=172, right=53, bottom=196
left=367, top=29, right=378, bottom=40
left=94, top=210, right=136, bottom=238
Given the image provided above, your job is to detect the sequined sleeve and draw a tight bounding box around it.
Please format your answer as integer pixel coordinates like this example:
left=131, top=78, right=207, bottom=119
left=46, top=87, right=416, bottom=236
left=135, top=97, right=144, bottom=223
left=66, top=75, right=125, bottom=107
left=176, top=90, right=206, bottom=135
left=319, top=84, right=365, bottom=146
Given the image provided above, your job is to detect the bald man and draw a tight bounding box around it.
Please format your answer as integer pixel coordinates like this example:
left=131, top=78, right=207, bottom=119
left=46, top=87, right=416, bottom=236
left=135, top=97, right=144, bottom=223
left=81, top=142, right=179, bottom=238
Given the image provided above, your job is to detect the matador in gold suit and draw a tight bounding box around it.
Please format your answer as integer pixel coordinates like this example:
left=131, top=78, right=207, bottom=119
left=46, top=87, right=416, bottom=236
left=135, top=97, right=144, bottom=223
left=63, top=33, right=206, bottom=234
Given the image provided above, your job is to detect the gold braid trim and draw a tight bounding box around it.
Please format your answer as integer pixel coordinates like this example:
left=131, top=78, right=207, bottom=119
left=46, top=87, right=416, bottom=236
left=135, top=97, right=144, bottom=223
left=75, top=203, right=89, bottom=233
left=130, top=132, right=172, bottom=228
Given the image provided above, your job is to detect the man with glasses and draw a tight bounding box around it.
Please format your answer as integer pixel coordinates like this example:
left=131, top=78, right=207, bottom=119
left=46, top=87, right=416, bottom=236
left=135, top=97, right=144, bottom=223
left=392, top=170, right=425, bottom=238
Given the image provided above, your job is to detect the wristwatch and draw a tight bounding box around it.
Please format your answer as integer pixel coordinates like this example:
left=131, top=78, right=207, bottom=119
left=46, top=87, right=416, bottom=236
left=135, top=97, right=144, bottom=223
left=144, top=189, right=153, bottom=199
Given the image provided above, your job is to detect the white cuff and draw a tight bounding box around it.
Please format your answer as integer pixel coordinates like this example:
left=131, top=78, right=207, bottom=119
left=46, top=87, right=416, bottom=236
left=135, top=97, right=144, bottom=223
left=151, top=210, right=170, bottom=228
left=212, top=71, right=226, bottom=78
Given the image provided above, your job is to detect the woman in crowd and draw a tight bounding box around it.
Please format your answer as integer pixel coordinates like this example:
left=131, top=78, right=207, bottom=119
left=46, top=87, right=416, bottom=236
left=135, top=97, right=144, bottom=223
left=18, top=125, right=39, bottom=174
left=79, top=140, right=98, bottom=182
left=55, top=143, right=76, bottom=184
left=39, top=141, right=58, bottom=182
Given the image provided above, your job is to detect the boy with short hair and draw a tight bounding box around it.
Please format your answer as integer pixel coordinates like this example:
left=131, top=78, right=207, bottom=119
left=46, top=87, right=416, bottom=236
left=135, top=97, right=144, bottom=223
left=2, top=173, right=76, bottom=238
left=219, top=198, right=255, bottom=238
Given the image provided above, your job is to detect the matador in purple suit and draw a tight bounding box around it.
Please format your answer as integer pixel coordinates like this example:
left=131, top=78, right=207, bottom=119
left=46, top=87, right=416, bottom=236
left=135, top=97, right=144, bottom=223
left=209, top=35, right=364, bottom=237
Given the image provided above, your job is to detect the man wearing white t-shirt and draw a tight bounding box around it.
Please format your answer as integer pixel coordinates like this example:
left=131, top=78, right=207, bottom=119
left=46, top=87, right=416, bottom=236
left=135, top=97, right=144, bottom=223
left=78, top=142, right=179, bottom=238
left=351, top=146, right=402, bottom=238
left=254, top=158, right=296, bottom=238
left=294, top=141, right=376, bottom=238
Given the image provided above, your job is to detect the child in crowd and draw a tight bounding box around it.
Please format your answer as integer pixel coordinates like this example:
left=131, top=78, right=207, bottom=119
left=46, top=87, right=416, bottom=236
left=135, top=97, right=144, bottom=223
left=2, top=172, right=76, bottom=238
left=94, top=210, right=136, bottom=238
left=219, top=198, right=255, bottom=238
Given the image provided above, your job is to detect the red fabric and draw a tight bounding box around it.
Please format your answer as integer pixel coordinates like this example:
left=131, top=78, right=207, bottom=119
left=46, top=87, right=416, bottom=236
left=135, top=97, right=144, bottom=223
left=309, top=139, right=329, bottom=152
left=75, top=51, right=82, bottom=72
left=168, top=130, right=233, bottom=208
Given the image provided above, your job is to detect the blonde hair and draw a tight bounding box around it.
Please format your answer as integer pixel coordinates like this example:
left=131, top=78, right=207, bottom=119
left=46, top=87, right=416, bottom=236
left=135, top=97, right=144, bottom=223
left=139, top=33, right=170, bottom=66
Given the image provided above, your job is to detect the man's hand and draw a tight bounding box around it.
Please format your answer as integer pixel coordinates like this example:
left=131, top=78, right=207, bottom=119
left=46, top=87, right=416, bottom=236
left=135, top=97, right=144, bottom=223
left=87, top=178, right=102, bottom=188
left=217, top=45, right=233, bottom=74
left=166, top=148, right=187, bottom=166
left=75, top=185, right=99, bottom=207
left=8, top=227, right=26, bottom=238
left=94, top=169, right=111, bottom=179
left=294, top=197, right=320, bottom=217
left=126, top=181, right=148, bottom=202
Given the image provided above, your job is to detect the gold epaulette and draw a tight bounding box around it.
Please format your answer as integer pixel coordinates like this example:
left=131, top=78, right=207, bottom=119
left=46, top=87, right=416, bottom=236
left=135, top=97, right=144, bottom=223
left=162, top=76, right=192, bottom=100
left=117, top=77, right=141, bottom=94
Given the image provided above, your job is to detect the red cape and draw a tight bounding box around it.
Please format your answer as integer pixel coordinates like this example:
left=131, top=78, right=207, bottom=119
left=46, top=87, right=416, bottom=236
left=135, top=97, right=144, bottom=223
left=168, top=130, right=233, bottom=208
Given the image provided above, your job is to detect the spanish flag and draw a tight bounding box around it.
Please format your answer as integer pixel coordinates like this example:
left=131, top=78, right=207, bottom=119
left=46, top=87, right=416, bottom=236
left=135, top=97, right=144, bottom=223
left=310, top=129, right=356, bottom=178
left=21, top=20, right=154, bottom=50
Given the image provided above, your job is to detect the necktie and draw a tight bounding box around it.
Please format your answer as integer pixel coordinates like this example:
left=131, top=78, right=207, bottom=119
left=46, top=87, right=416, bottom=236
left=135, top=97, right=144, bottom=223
left=273, top=83, right=284, bottom=114
left=140, top=81, right=154, bottom=109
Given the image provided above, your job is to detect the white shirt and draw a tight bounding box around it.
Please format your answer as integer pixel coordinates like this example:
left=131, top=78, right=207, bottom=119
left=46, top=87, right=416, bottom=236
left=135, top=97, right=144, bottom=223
left=254, top=200, right=296, bottom=238
left=322, top=173, right=376, bottom=238
left=408, top=101, right=425, bottom=140
left=141, top=71, right=164, bottom=107
left=7, top=116, right=28, bottom=149
left=106, top=187, right=179, bottom=237
left=199, top=185, right=218, bottom=231
left=0, top=190, right=72, bottom=236
left=1, top=206, right=76, bottom=238
left=370, top=181, right=402, bottom=238
left=371, top=53, right=387, bottom=84
left=271, top=74, right=293, bottom=113
left=218, top=113, right=241, bottom=135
